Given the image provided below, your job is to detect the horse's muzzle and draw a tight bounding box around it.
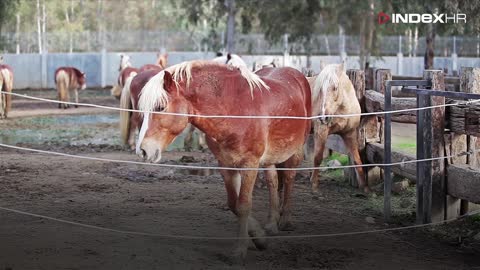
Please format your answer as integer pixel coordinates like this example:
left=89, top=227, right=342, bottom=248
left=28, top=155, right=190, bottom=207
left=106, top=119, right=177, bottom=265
left=319, top=116, right=332, bottom=125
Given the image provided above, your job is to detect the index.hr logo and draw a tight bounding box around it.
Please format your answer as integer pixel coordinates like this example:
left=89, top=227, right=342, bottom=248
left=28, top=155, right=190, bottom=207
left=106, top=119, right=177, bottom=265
left=378, top=12, right=466, bottom=24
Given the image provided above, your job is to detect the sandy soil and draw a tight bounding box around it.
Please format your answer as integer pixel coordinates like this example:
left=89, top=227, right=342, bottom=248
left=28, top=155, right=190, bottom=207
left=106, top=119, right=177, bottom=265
left=0, top=89, right=479, bottom=269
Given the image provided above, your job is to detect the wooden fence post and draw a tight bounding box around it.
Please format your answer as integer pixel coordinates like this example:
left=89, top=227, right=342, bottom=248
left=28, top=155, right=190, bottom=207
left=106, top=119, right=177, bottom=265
left=422, top=70, right=446, bottom=223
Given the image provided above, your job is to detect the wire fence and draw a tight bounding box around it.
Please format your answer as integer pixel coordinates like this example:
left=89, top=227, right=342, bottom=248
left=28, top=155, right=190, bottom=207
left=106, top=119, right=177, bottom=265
left=1, top=88, right=480, bottom=240
left=3, top=91, right=480, bottom=120
left=2, top=31, right=480, bottom=57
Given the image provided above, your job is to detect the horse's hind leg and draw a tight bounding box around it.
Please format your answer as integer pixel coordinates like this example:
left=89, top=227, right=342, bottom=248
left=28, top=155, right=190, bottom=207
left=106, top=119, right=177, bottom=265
left=342, top=131, right=370, bottom=193
left=278, top=148, right=303, bottom=231
left=310, top=120, right=328, bottom=193
left=263, top=165, right=280, bottom=235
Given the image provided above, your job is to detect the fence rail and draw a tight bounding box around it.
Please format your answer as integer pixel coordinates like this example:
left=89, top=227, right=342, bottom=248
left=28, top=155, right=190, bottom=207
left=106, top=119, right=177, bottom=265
left=2, top=31, right=480, bottom=57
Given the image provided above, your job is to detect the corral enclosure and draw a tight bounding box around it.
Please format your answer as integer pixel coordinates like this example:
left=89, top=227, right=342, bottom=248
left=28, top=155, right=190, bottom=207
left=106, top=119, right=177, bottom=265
left=1, top=3, right=480, bottom=268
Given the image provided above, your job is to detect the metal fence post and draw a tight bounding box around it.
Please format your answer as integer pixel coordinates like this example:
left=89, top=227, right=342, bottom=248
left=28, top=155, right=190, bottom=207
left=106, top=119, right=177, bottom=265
left=384, top=81, right=392, bottom=221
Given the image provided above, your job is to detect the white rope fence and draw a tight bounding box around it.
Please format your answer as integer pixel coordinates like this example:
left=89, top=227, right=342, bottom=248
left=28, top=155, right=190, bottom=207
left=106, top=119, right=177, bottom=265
left=1, top=90, right=480, bottom=240
left=1, top=142, right=479, bottom=171
left=3, top=91, right=480, bottom=119
left=0, top=206, right=478, bottom=240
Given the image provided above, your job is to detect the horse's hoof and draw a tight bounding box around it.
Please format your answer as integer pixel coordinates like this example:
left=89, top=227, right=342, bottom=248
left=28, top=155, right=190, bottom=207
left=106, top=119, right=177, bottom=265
left=264, top=222, right=279, bottom=235
left=74, top=105, right=78, bottom=108
left=252, top=237, right=268, bottom=251
left=278, top=219, right=295, bottom=231
left=231, top=247, right=247, bottom=265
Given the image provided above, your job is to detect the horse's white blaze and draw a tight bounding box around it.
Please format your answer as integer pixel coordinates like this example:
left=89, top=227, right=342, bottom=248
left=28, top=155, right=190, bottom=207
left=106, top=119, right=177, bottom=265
left=136, top=112, right=150, bottom=155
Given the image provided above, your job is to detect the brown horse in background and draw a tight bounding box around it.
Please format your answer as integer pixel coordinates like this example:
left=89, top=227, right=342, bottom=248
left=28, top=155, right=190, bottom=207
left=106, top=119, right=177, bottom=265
left=119, top=53, right=167, bottom=149
left=0, top=64, right=14, bottom=118
left=54, top=67, right=86, bottom=109
left=119, top=68, right=162, bottom=149
left=134, top=61, right=311, bottom=260
left=308, top=63, right=369, bottom=193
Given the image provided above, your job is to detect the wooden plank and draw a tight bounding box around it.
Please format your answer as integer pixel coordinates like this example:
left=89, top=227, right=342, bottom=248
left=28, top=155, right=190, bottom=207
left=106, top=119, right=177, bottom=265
left=447, top=102, right=480, bottom=137
left=424, top=70, right=446, bottom=223
left=447, top=164, right=480, bottom=204
left=365, top=90, right=417, bottom=123
left=366, top=143, right=417, bottom=182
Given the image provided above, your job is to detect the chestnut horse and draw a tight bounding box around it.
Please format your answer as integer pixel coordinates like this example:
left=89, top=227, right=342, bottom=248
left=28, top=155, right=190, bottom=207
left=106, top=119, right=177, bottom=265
left=308, top=63, right=369, bottom=193
left=134, top=61, right=311, bottom=260
left=120, top=66, right=164, bottom=149
left=54, top=67, right=86, bottom=109
left=0, top=64, right=14, bottom=118
left=119, top=53, right=167, bottom=148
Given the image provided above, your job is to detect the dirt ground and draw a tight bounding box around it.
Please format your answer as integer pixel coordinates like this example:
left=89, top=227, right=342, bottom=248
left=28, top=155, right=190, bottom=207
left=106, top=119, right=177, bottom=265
left=1, top=89, right=479, bottom=270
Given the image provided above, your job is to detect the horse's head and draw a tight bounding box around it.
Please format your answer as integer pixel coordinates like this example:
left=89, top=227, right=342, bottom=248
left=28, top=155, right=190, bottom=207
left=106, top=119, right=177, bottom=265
left=136, top=70, right=189, bottom=163
left=156, top=53, right=168, bottom=69
left=78, top=72, right=87, bottom=90
left=312, top=63, right=346, bottom=124
left=119, top=54, right=131, bottom=71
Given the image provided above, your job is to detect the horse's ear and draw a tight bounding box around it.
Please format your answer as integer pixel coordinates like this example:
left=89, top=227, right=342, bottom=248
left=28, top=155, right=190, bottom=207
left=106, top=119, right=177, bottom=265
left=163, top=71, right=174, bottom=92
left=227, top=53, right=232, bottom=61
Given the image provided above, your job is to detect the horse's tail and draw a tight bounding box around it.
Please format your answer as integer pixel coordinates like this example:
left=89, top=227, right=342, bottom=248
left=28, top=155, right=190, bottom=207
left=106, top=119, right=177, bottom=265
left=0, top=68, right=12, bottom=116
left=120, top=73, right=136, bottom=145
left=56, top=70, right=69, bottom=106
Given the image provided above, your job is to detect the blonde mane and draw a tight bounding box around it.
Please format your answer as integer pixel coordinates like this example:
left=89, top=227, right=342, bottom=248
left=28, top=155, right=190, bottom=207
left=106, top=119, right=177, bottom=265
left=138, top=70, right=170, bottom=114
left=312, top=63, right=344, bottom=116
left=167, top=60, right=269, bottom=96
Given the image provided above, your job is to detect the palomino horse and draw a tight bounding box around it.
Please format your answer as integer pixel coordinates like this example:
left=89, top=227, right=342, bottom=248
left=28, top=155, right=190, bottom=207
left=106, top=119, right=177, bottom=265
left=134, top=61, right=311, bottom=260
left=0, top=64, right=14, bottom=118
left=308, top=63, right=369, bottom=193
left=54, top=67, right=86, bottom=109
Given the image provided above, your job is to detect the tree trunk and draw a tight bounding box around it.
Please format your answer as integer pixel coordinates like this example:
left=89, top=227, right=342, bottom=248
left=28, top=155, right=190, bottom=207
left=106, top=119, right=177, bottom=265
left=15, top=13, right=20, bottom=54
left=36, top=0, right=42, bottom=53
left=42, top=0, right=47, bottom=52
left=225, top=0, right=236, bottom=52
left=424, top=24, right=435, bottom=70
left=364, top=0, right=375, bottom=68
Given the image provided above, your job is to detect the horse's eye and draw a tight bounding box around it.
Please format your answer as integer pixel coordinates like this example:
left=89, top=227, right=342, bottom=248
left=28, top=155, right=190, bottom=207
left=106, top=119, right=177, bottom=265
left=156, top=106, right=165, bottom=112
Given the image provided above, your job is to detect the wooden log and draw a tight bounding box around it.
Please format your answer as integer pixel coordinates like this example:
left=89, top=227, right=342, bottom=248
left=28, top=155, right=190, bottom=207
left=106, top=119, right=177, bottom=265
left=423, top=70, right=446, bottom=223
left=365, top=67, right=374, bottom=90
left=374, top=69, right=392, bottom=94
left=365, top=90, right=417, bottom=123
left=347, top=69, right=365, bottom=112
left=346, top=69, right=366, bottom=187
left=447, top=164, right=480, bottom=204
left=366, top=143, right=417, bottom=182
left=447, top=102, right=480, bottom=137
left=460, top=67, right=480, bottom=94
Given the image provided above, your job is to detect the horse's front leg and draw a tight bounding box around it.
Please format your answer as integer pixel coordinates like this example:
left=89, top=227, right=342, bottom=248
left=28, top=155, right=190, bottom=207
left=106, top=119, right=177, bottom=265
left=222, top=168, right=266, bottom=262
left=310, top=120, right=328, bottom=193
left=264, top=165, right=280, bottom=235
left=342, top=131, right=370, bottom=193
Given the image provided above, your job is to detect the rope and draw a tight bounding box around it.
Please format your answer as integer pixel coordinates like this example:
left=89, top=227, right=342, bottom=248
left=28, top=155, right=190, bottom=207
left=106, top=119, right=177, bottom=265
left=1, top=143, right=479, bottom=171
left=0, top=206, right=478, bottom=240
left=3, top=91, right=480, bottom=120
